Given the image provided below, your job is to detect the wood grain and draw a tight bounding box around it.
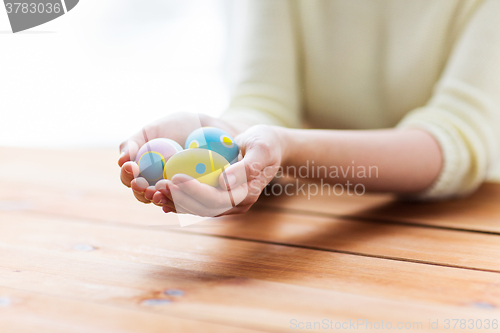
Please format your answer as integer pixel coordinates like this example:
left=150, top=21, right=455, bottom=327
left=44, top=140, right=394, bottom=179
left=255, top=179, right=500, bottom=233
left=2, top=146, right=500, bottom=332
left=0, top=212, right=498, bottom=310
left=194, top=209, right=500, bottom=272
left=2, top=146, right=499, bottom=233
left=2, top=181, right=500, bottom=273
left=2, top=147, right=500, bottom=272
left=0, top=286, right=264, bottom=333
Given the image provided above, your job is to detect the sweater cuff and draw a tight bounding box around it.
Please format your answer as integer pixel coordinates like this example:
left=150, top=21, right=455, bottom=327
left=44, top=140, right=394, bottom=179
left=396, top=110, right=472, bottom=200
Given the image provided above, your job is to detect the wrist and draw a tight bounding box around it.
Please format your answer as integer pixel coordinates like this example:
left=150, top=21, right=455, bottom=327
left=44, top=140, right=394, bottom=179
left=274, top=126, right=294, bottom=168
left=217, top=116, right=252, bottom=138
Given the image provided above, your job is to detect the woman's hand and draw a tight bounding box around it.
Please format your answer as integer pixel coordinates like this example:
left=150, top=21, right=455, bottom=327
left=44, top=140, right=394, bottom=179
left=153, top=124, right=289, bottom=216
left=118, top=112, right=248, bottom=206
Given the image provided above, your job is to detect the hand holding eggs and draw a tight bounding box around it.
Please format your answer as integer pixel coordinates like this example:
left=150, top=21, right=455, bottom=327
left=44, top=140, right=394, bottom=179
left=135, top=127, right=239, bottom=187
left=135, top=138, right=182, bottom=186
left=164, top=148, right=230, bottom=187
left=185, top=127, right=239, bottom=164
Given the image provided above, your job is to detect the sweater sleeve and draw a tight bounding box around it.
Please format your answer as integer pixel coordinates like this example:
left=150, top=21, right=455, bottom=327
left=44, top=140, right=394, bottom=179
left=396, top=0, right=500, bottom=200
left=221, top=0, right=302, bottom=128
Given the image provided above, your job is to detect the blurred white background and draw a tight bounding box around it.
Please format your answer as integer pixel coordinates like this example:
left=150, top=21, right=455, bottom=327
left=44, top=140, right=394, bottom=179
left=0, top=0, right=230, bottom=148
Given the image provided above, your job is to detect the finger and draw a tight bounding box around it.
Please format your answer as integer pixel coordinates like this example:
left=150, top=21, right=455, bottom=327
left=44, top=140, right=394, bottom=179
left=144, top=186, right=157, bottom=201
left=240, top=178, right=268, bottom=204
left=152, top=191, right=167, bottom=206
left=119, top=126, right=159, bottom=166
left=167, top=188, right=199, bottom=215
left=120, top=162, right=140, bottom=187
left=131, top=177, right=151, bottom=203
left=241, top=142, right=274, bottom=176
left=173, top=174, right=248, bottom=209
left=164, top=200, right=176, bottom=210
left=218, top=162, right=247, bottom=190
left=227, top=138, right=277, bottom=186
left=219, top=144, right=277, bottom=207
left=134, top=191, right=151, bottom=204
left=119, top=140, right=141, bottom=167
left=118, top=151, right=129, bottom=167
left=172, top=174, right=223, bottom=201
left=217, top=133, right=267, bottom=191
left=169, top=183, right=233, bottom=217
left=163, top=206, right=176, bottom=214
left=131, top=177, right=149, bottom=192
left=155, top=179, right=173, bottom=201
left=152, top=191, right=175, bottom=209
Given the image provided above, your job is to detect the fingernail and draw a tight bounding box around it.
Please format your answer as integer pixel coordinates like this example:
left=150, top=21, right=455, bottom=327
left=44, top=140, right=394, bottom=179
left=172, top=174, right=195, bottom=185
left=135, top=177, right=149, bottom=189
left=120, top=151, right=126, bottom=159
left=227, top=174, right=236, bottom=187
left=172, top=177, right=185, bottom=186
left=155, top=180, right=167, bottom=191
left=165, top=180, right=179, bottom=189
left=154, top=197, right=167, bottom=205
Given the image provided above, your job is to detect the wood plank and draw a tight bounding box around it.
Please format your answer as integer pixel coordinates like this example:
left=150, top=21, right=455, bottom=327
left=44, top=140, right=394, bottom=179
left=0, top=286, right=264, bottom=333
left=3, top=179, right=500, bottom=273
left=0, top=147, right=167, bottom=228
left=192, top=210, right=500, bottom=273
left=0, top=145, right=498, bottom=330
left=0, top=212, right=499, bottom=323
left=1, top=146, right=499, bottom=332
left=0, top=147, right=119, bottom=192
left=1, top=146, right=499, bottom=233
left=255, top=179, right=500, bottom=233
left=2, top=147, right=500, bottom=271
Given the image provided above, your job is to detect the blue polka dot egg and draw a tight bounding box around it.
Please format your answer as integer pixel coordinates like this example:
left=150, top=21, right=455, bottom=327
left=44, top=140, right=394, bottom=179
left=164, top=149, right=229, bottom=187
left=135, top=138, right=183, bottom=186
left=185, top=127, right=239, bottom=164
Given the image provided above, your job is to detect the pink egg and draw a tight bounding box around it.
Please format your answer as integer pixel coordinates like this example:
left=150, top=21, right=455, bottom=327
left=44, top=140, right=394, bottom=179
left=135, top=138, right=183, bottom=185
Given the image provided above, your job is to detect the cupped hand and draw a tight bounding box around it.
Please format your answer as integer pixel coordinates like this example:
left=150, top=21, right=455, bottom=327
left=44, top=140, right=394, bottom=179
left=152, top=124, right=288, bottom=216
left=118, top=112, right=245, bottom=209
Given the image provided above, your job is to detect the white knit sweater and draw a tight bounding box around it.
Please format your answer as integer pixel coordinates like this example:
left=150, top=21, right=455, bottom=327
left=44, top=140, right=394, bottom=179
left=223, top=0, right=500, bottom=199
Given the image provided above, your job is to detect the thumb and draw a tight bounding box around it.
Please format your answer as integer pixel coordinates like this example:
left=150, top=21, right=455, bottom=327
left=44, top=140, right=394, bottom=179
left=118, top=127, right=155, bottom=167
left=118, top=140, right=141, bottom=167
left=219, top=138, right=275, bottom=190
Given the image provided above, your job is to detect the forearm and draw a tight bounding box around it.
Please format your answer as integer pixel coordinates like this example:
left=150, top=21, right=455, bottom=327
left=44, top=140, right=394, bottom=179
left=219, top=107, right=293, bottom=137
left=279, top=127, right=443, bottom=194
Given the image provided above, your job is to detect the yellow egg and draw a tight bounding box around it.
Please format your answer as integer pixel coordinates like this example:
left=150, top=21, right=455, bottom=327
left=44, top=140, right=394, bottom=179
left=164, top=149, right=230, bottom=187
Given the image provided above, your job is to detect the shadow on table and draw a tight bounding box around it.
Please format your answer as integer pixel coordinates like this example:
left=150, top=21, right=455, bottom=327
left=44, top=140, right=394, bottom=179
left=144, top=181, right=500, bottom=304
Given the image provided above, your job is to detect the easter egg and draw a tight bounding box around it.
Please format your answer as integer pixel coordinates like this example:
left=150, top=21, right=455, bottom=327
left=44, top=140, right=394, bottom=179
left=185, top=127, right=239, bottom=164
left=135, top=138, right=183, bottom=185
left=164, top=148, right=230, bottom=187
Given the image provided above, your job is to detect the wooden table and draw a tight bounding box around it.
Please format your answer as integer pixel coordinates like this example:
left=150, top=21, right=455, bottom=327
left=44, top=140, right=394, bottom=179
left=0, top=147, right=499, bottom=332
